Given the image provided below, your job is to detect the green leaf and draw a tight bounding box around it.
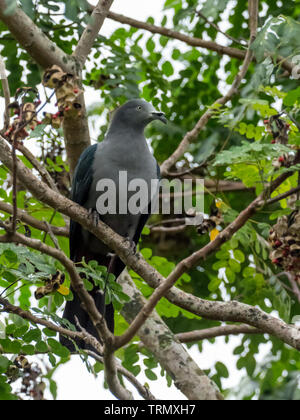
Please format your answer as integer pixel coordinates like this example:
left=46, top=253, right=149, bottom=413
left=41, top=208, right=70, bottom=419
left=0, top=356, right=10, bottom=374
left=162, top=61, right=174, bottom=77
left=145, top=369, right=158, bottom=381
left=283, top=87, right=300, bottom=106
left=47, top=338, right=70, bottom=358
left=233, top=250, right=245, bottom=263
left=215, top=362, right=229, bottom=378
left=23, top=328, right=42, bottom=343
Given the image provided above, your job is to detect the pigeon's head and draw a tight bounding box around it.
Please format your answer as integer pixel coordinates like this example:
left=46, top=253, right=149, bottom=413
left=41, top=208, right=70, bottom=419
left=111, top=99, right=167, bottom=129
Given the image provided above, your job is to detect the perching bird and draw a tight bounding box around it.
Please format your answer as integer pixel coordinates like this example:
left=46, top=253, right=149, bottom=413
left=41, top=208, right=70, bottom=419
left=60, top=99, right=166, bottom=350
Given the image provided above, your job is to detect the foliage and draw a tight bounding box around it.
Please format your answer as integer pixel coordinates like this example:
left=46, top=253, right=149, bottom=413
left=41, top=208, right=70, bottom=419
left=0, top=0, right=300, bottom=400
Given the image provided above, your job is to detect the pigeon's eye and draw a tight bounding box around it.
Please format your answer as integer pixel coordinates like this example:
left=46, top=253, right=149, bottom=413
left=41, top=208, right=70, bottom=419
left=137, top=106, right=142, bottom=111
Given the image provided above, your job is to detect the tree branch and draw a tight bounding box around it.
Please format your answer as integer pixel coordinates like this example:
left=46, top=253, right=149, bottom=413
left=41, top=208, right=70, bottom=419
left=0, top=0, right=74, bottom=72
left=0, top=200, right=68, bottom=237
left=0, top=229, right=133, bottom=400
left=107, top=11, right=246, bottom=60
left=86, top=350, right=156, bottom=400
left=265, top=185, right=300, bottom=206
left=0, top=296, right=103, bottom=353
left=0, top=54, right=11, bottom=132
left=104, top=10, right=294, bottom=74
left=74, top=0, right=114, bottom=65
left=160, top=2, right=258, bottom=176
left=176, top=325, right=263, bottom=343
left=118, top=270, right=223, bottom=400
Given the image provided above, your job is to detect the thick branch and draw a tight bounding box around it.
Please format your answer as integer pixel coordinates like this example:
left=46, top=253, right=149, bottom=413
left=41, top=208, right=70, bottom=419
left=119, top=271, right=223, bottom=400
left=74, top=0, right=114, bottom=65
left=0, top=0, right=74, bottom=72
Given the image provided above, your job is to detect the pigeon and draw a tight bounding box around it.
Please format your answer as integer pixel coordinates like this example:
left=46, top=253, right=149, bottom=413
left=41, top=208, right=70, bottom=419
left=60, top=99, right=167, bottom=350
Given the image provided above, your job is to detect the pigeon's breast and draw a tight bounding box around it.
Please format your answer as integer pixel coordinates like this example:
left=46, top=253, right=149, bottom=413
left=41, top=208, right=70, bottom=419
left=81, top=140, right=159, bottom=253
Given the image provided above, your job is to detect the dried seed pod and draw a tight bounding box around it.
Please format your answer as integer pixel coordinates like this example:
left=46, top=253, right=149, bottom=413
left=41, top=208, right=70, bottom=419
left=15, top=355, right=30, bottom=370
left=43, top=65, right=83, bottom=117
left=35, top=271, right=66, bottom=300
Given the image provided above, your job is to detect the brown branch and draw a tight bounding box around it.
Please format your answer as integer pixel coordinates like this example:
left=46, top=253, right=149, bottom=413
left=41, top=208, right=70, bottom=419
left=0, top=54, right=11, bottom=132
left=0, top=201, right=68, bottom=237
left=86, top=350, right=156, bottom=400
left=160, top=3, right=258, bottom=176
left=0, top=296, right=103, bottom=353
left=15, top=142, right=59, bottom=193
left=0, top=0, right=74, bottom=72
left=107, top=11, right=246, bottom=60
left=176, top=325, right=263, bottom=343
left=0, top=229, right=132, bottom=400
left=119, top=270, right=223, bottom=400
left=74, top=0, right=114, bottom=65
left=105, top=10, right=294, bottom=75
left=265, top=185, right=300, bottom=206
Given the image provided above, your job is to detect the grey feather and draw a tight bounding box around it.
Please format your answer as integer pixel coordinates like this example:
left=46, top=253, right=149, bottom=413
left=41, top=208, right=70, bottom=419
left=61, top=99, right=166, bottom=351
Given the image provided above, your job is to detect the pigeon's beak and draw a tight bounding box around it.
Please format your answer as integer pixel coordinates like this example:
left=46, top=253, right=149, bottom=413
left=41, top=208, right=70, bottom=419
left=151, top=112, right=167, bottom=124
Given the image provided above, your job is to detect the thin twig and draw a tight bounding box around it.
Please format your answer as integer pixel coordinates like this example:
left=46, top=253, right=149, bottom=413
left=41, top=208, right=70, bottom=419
left=265, top=185, right=300, bottom=206
left=0, top=201, right=68, bottom=237
left=176, top=325, right=263, bottom=343
left=196, top=9, right=247, bottom=47
left=86, top=350, right=156, bottom=400
left=0, top=54, right=11, bottom=132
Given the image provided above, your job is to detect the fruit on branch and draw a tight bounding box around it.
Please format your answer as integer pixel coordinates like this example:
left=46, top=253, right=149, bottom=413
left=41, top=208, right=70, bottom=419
left=42, top=65, right=83, bottom=118
left=5, top=91, right=40, bottom=141
left=34, top=271, right=67, bottom=300
left=197, top=200, right=223, bottom=238
left=264, top=114, right=290, bottom=145
left=269, top=210, right=300, bottom=275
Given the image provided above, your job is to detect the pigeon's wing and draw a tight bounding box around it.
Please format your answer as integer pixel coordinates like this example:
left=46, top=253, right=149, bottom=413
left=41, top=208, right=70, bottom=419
left=69, top=144, right=98, bottom=261
left=133, top=162, right=160, bottom=245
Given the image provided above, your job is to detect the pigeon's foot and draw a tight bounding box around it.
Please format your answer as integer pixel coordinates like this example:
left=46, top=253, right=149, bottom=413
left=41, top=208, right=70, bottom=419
left=88, top=208, right=100, bottom=227
left=124, top=236, right=137, bottom=255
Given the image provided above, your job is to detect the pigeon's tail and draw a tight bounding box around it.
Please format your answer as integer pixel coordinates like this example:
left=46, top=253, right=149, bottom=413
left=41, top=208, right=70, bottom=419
left=60, top=251, right=125, bottom=352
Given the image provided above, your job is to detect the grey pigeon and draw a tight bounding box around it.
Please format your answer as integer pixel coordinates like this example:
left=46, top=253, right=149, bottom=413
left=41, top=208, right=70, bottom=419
left=60, top=99, right=166, bottom=350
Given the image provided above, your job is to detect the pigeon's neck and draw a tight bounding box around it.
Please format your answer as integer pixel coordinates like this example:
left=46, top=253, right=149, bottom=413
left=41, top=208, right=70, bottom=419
left=107, top=120, right=145, bottom=138
left=106, top=123, right=149, bottom=150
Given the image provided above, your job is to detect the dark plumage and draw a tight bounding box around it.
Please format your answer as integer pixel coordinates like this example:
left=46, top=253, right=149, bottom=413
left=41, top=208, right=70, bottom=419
left=60, top=99, right=166, bottom=350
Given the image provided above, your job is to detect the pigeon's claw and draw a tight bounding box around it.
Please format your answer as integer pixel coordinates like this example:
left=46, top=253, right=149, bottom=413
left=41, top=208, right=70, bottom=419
left=88, top=208, right=100, bottom=227
left=124, top=236, right=137, bottom=255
